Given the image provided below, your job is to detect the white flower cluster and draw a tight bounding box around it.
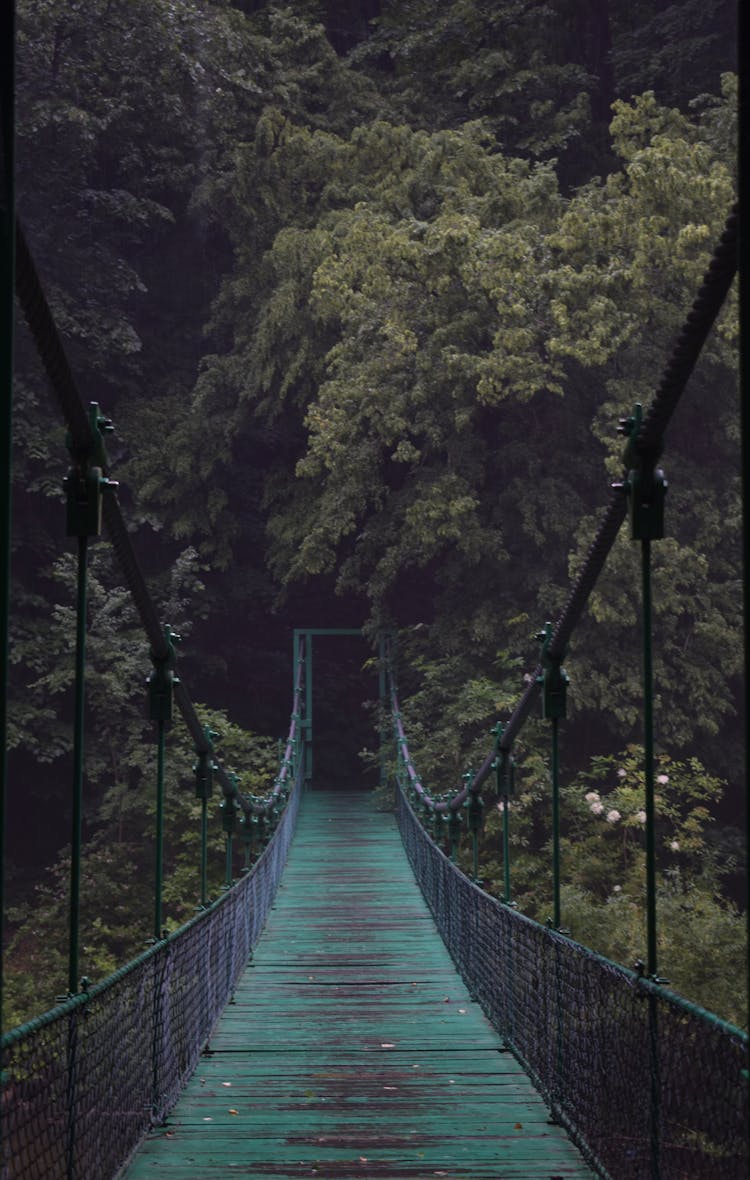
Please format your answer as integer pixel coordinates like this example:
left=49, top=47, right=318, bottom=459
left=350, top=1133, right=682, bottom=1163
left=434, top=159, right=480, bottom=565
left=585, top=791, right=622, bottom=823
left=657, top=773, right=669, bottom=785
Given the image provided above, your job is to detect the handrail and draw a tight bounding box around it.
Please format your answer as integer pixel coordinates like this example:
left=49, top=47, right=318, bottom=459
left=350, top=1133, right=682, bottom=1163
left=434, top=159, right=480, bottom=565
left=395, top=782, right=747, bottom=1180
left=390, top=684, right=465, bottom=814
left=1, top=746, right=306, bottom=1179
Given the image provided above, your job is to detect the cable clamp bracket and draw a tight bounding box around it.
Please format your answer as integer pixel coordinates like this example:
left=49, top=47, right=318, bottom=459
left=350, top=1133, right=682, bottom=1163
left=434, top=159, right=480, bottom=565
left=535, top=621, right=569, bottom=720
left=618, top=403, right=667, bottom=542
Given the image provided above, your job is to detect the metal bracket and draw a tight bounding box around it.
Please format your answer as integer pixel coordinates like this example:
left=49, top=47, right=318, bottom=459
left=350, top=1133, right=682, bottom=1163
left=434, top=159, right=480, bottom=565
left=148, top=625, right=180, bottom=724
left=535, top=621, right=569, bottom=721
left=618, top=403, right=667, bottom=541
left=492, top=724, right=515, bottom=796
left=65, top=403, right=118, bottom=537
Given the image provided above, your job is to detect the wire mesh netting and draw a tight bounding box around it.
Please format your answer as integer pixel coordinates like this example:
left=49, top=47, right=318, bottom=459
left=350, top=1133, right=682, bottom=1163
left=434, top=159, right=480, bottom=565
left=0, top=769, right=302, bottom=1180
left=396, top=785, right=748, bottom=1180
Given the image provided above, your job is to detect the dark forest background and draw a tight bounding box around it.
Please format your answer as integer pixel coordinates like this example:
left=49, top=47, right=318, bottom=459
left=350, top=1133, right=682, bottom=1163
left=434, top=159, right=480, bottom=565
left=4, top=0, right=742, bottom=1026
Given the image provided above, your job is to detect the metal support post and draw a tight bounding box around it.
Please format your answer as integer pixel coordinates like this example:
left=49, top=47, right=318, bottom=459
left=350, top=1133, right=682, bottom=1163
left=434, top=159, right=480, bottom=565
left=536, top=621, right=569, bottom=931
left=641, top=540, right=658, bottom=979
left=194, top=727, right=216, bottom=908
left=465, top=772, right=482, bottom=881
left=225, top=832, right=233, bottom=888
left=619, top=404, right=667, bottom=979
left=551, top=716, right=561, bottom=930
left=305, top=632, right=313, bottom=787
left=148, top=625, right=179, bottom=942
left=222, top=784, right=238, bottom=889
left=200, top=797, right=208, bottom=905
left=242, top=817, right=253, bottom=873
left=448, top=801, right=462, bottom=866
left=619, top=403, right=668, bottom=1180
left=502, top=795, right=511, bottom=904
left=493, top=724, right=515, bottom=905
left=63, top=408, right=115, bottom=995
left=65, top=1009, right=79, bottom=1179
left=154, top=721, right=166, bottom=937
left=378, top=633, right=387, bottom=795
left=69, top=533, right=88, bottom=997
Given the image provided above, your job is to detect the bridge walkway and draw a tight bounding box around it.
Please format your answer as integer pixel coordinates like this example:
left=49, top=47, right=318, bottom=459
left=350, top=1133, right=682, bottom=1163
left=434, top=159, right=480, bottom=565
left=121, top=791, right=593, bottom=1179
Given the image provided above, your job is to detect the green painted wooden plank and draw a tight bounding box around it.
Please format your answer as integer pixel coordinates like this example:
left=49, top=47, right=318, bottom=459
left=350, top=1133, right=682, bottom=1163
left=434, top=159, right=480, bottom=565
left=120, top=792, right=594, bottom=1180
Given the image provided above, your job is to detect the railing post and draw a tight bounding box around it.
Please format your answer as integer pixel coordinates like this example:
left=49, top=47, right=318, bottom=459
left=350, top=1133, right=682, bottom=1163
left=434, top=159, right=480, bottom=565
left=378, top=633, right=388, bottom=796
left=64, top=403, right=115, bottom=996
left=68, top=531, right=87, bottom=999
left=65, top=1005, right=80, bottom=1179
left=194, top=728, right=216, bottom=909
left=465, top=772, right=482, bottom=881
left=619, top=403, right=668, bottom=982
left=222, top=783, right=238, bottom=889
left=536, top=621, right=569, bottom=931
left=493, top=724, right=515, bottom=906
left=448, top=804, right=462, bottom=865
left=148, top=624, right=179, bottom=942
left=305, top=632, right=313, bottom=787
left=241, top=813, right=254, bottom=873
left=61, top=408, right=115, bottom=1180
left=620, top=402, right=669, bottom=1180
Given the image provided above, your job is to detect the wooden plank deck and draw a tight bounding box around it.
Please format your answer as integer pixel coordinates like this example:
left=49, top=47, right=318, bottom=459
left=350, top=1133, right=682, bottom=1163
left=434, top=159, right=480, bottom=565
left=120, top=791, right=595, bottom=1179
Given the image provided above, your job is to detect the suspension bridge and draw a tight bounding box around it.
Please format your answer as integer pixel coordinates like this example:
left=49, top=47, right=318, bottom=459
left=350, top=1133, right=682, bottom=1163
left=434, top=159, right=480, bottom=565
left=1, top=21, right=749, bottom=1177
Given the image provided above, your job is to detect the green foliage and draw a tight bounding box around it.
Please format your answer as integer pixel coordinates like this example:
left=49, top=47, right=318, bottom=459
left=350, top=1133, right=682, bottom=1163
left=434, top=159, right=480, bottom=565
left=560, top=883, right=746, bottom=1029
left=458, top=743, right=745, bottom=1027
left=3, top=701, right=279, bottom=1028
left=352, top=1, right=596, bottom=162
left=611, top=0, right=736, bottom=111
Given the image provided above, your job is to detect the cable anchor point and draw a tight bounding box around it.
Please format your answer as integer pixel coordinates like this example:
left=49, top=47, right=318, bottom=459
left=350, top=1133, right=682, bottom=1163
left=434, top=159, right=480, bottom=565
left=618, top=403, right=667, bottom=542
left=535, top=621, right=569, bottom=721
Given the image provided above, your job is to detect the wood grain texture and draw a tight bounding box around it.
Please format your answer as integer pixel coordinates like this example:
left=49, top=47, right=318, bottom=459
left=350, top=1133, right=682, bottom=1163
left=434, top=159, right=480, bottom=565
left=120, top=792, right=595, bottom=1179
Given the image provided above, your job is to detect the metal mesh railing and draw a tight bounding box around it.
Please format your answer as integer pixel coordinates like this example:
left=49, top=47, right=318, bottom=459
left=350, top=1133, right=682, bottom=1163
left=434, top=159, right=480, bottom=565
left=397, top=786, right=748, bottom=1179
left=0, top=762, right=301, bottom=1180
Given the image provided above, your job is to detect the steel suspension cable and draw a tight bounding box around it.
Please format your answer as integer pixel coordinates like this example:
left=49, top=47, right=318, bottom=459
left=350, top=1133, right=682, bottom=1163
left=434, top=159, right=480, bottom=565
left=480, top=204, right=738, bottom=777
left=390, top=204, right=738, bottom=811
left=13, top=219, right=263, bottom=813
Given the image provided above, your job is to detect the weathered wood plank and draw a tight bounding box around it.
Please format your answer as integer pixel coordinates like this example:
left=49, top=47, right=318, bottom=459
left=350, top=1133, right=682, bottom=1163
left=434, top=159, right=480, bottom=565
left=120, top=792, right=594, bottom=1180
